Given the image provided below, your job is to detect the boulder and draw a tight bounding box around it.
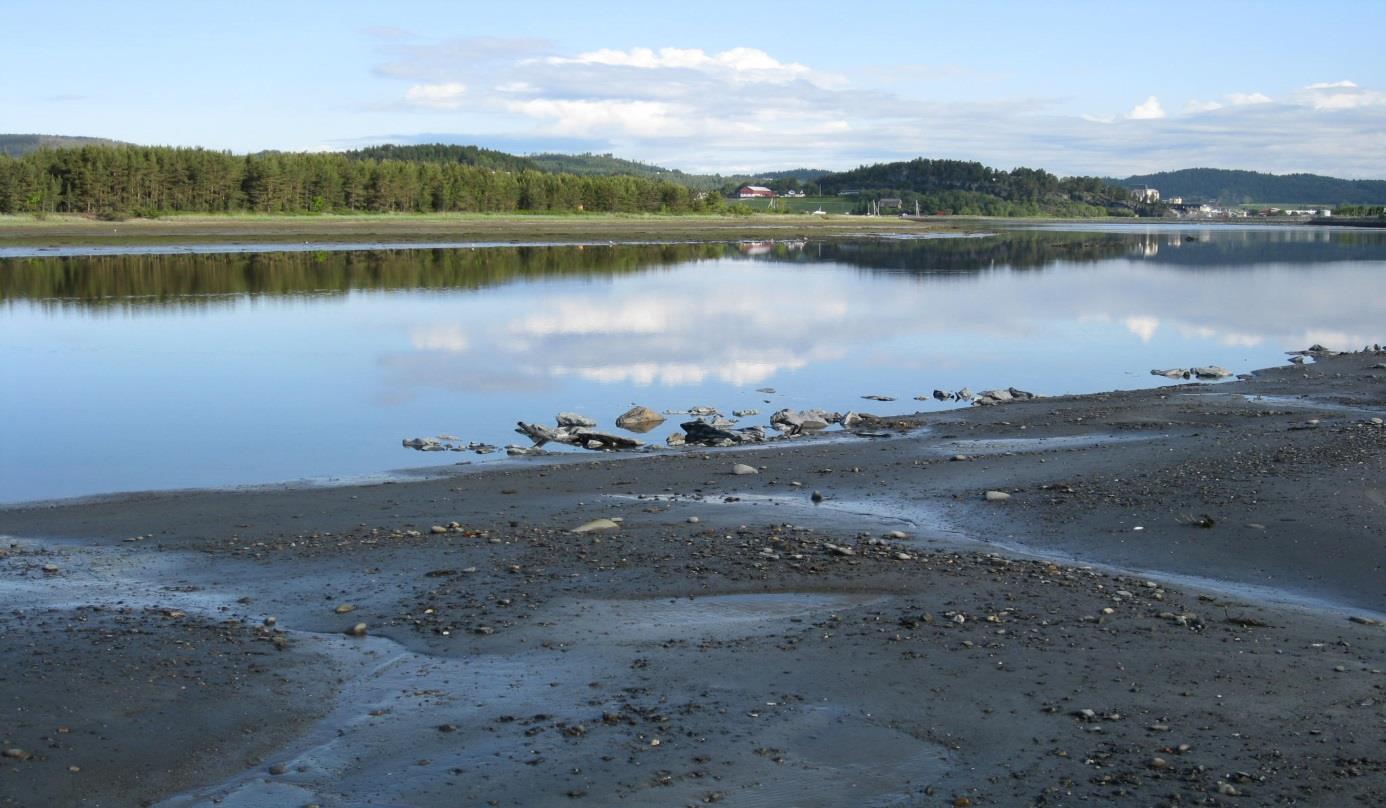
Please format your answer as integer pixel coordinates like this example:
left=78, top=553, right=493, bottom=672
left=1150, top=368, right=1188, bottom=379
left=732, top=463, right=759, bottom=475
left=932, top=389, right=950, bottom=401
left=614, top=405, right=665, bottom=433
left=572, top=431, right=643, bottom=450
left=556, top=412, right=598, bottom=428
left=1191, top=365, right=1232, bottom=379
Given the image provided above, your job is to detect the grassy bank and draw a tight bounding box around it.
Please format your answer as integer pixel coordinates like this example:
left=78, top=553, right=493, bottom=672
left=0, top=211, right=957, bottom=247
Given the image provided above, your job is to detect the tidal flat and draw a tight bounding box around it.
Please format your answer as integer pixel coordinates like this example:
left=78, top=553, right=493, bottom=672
left=2, top=226, right=1385, bottom=806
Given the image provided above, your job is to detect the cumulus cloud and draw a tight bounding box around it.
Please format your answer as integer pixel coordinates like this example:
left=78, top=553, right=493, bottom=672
left=404, top=82, right=466, bottom=110
left=1126, top=96, right=1166, bottom=120
left=365, top=36, right=1386, bottom=178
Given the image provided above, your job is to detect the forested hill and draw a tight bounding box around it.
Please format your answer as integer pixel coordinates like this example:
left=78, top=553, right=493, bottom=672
left=0, top=134, right=128, bottom=157
left=815, top=158, right=1143, bottom=217
left=530, top=153, right=828, bottom=192
left=0, top=145, right=718, bottom=216
left=340, top=143, right=538, bottom=173
left=1116, top=168, right=1386, bottom=205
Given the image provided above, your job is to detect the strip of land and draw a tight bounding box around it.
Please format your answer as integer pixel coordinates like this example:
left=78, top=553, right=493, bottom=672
left=0, top=212, right=962, bottom=248
left=1, top=352, right=1384, bottom=806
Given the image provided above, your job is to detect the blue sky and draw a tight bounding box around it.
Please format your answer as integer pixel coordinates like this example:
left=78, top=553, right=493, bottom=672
left=5, top=1, right=1385, bottom=177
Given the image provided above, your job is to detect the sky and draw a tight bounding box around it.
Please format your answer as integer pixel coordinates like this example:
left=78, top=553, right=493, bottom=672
left=4, top=0, right=1385, bottom=177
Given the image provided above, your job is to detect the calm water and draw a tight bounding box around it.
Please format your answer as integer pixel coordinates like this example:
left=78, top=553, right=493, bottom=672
left=3, top=225, right=1384, bottom=504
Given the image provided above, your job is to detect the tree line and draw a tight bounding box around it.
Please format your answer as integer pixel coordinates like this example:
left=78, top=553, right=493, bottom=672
left=0, top=145, right=721, bottom=217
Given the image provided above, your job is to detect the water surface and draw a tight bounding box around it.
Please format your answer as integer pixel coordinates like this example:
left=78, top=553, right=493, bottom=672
left=3, top=225, right=1383, bottom=503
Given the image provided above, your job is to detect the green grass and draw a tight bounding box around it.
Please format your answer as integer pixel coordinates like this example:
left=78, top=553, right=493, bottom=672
left=730, top=195, right=858, bottom=214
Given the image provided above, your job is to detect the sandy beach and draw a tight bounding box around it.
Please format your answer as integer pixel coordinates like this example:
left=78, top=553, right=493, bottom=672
left=2, top=351, right=1384, bottom=806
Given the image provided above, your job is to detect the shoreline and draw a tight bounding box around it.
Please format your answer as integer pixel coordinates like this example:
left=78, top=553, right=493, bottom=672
left=2, top=352, right=1384, bottom=805
left=0, top=212, right=1356, bottom=251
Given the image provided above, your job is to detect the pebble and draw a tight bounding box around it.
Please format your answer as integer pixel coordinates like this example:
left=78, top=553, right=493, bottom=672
left=687, top=516, right=701, bottom=524
left=346, top=622, right=368, bottom=637
left=268, top=763, right=288, bottom=775
left=571, top=518, right=621, bottom=534
left=886, top=530, right=908, bottom=539
left=732, top=463, right=759, bottom=476
left=810, top=491, right=824, bottom=503
left=984, top=490, right=1011, bottom=502
left=430, top=525, right=448, bottom=534
left=335, top=604, right=356, bottom=614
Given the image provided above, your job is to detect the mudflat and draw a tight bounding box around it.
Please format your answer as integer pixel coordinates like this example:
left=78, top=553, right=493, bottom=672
left=2, top=352, right=1384, bottom=806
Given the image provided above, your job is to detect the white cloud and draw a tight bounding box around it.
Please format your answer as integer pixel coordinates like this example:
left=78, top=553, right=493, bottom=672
left=1126, top=96, right=1166, bottom=120
left=404, top=82, right=466, bottom=110
left=508, top=99, right=686, bottom=137
left=368, top=37, right=1386, bottom=177
left=547, top=46, right=823, bottom=86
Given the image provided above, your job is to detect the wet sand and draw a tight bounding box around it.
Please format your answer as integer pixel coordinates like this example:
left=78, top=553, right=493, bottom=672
left=2, top=352, right=1384, bottom=806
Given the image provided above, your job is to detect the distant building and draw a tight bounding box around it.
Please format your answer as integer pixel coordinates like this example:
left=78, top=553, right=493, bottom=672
left=737, top=185, right=776, bottom=198
left=1132, top=186, right=1160, bottom=203
left=878, top=198, right=904, bottom=209
left=1167, top=196, right=1183, bottom=205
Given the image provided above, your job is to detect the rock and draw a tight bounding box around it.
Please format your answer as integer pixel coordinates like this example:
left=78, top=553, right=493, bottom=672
left=41, top=563, right=59, bottom=574
left=756, top=387, right=776, bottom=394
left=824, top=543, right=855, bottom=556
left=861, top=394, right=895, bottom=401
left=556, top=412, right=597, bottom=428
left=334, top=604, right=356, bottom=614
left=665, top=432, right=686, bottom=446
left=1150, top=757, right=1169, bottom=770
left=1150, top=368, right=1188, bottom=379
left=732, top=409, right=759, bottom=417
left=810, top=491, right=824, bottom=503
left=1191, top=365, right=1232, bottom=379
left=688, top=405, right=719, bottom=416
left=269, top=763, right=288, bottom=776
left=2, top=748, right=29, bottom=761
left=687, top=516, right=700, bottom=524
left=346, top=622, right=368, bottom=637
left=984, top=490, right=1011, bottom=502
left=933, top=389, right=950, bottom=400
left=950, top=454, right=970, bottom=462
left=681, top=421, right=765, bottom=446
left=886, top=530, right=908, bottom=539
left=769, top=408, right=834, bottom=434
left=732, top=463, right=759, bottom=476
left=515, top=421, right=565, bottom=446
left=430, top=525, right=447, bottom=534
left=973, top=389, right=1014, bottom=406
left=571, top=518, right=621, bottom=534
left=1289, top=355, right=1307, bottom=364
left=1348, top=616, right=1381, bottom=626
left=1007, top=387, right=1036, bottom=400
left=614, top=405, right=665, bottom=433
left=956, top=387, right=972, bottom=400
left=438, top=723, right=458, bottom=733
left=572, top=431, right=643, bottom=450
left=841, top=412, right=864, bottom=428
left=402, top=437, right=440, bottom=449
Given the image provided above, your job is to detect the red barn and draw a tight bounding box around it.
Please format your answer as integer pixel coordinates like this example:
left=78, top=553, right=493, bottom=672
left=737, top=185, right=776, bottom=198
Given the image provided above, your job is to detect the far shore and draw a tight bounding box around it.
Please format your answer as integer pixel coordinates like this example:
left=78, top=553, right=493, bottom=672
left=0, top=211, right=1345, bottom=249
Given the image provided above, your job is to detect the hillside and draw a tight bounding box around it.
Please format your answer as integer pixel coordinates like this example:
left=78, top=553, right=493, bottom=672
left=0, top=134, right=127, bottom=157
left=340, top=143, right=537, bottom=173
left=529, top=152, right=828, bottom=192
left=1116, top=168, right=1386, bottom=205
left=815, top=158, right=1143, bottom=217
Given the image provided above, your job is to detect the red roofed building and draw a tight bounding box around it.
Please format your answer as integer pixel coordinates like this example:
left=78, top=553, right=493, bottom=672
left=737, top=185, right=776, bottom=198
